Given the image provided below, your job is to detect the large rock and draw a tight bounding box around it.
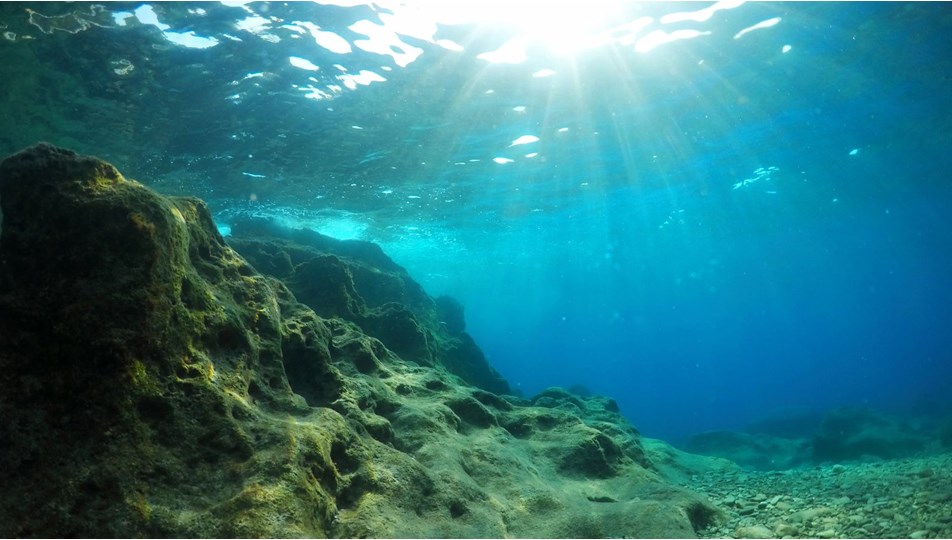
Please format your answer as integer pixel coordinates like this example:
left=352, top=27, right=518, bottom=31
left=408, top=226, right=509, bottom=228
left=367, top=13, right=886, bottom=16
left=226, top=217, right=511, bottom=396
left=811, top=406, right=930, bottom=463
left=745, top=409, right=826, bottom=439
left=683, top=406, right=941, bottom=470
left=684, top=430, right=812, bottom=471
left=0, top=144, right=716, bottom=537
left=0, top=143, right=346, bottom=537
left=640, top=438, right=740, bottom=484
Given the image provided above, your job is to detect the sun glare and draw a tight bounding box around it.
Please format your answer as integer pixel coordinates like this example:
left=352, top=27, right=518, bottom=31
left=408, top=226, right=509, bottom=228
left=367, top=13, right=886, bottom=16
left=397, top=0, right=630, bottom=57
left=495, top=1, right=628, bottom=56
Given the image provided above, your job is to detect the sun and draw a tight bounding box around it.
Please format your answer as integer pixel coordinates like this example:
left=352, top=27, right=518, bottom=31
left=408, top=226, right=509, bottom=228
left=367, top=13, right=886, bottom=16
left=392, top=0, right=633, bottom=57
left=496, top=1, right=631, bottom=56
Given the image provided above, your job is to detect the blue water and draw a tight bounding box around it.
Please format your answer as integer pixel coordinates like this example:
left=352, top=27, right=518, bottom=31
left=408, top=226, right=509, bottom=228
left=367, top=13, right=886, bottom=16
left=3, top=1, right=951, bottom=442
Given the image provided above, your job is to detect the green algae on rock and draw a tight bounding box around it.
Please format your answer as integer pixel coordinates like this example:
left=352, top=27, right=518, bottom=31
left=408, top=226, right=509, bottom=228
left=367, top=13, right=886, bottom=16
left=0, top=144, right=719, bottom=538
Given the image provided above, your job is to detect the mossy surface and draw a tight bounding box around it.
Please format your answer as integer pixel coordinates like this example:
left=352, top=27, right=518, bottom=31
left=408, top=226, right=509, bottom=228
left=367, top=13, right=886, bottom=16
left=0, top=144, right=722, bottom=538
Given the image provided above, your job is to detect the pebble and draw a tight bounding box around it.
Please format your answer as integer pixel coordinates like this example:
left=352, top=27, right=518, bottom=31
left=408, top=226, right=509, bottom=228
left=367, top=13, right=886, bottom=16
left=735, top=525, right=774, bottom=539
left=789, top=507, right=830, bottom=523
left=774, top=523, right=799, bottom=536
left=688, top=452, right=952, bottom=540
left=931, top=491, right=952, bottom=503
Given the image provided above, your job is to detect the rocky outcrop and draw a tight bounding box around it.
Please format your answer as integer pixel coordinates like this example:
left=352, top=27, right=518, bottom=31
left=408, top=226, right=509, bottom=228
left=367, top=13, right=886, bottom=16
left=683, top=407, right=940, bottom=471
left=0, top=144, right=717, bottom=538
left=685, top=430, right=812, bottom=471
left=226, top=217, right=511, bottom=396
left=745, top=409, right=825, bottom=439
left=812, top=406, right=931, bottom=463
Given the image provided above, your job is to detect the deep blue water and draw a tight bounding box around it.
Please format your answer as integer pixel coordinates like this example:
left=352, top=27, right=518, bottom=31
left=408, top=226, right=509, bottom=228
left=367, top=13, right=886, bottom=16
left=3, top=1, right=951, bottom=442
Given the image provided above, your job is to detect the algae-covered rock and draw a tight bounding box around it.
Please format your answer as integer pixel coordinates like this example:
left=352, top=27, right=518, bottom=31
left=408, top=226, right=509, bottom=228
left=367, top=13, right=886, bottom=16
left=641, top=438, right=740, bottom=484
left=227, top=217, right=511, bottom=396
left=0, top=143, right=346, bottom=537
left=0, top=144, right=716, bottom=538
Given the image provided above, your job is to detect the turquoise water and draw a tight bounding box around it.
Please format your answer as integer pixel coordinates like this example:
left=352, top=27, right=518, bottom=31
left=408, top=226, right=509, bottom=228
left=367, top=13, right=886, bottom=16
left=2, top=1, right=950, bottom=442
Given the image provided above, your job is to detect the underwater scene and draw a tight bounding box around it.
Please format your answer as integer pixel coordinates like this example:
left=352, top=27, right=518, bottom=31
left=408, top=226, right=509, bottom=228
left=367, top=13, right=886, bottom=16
left=1, top=1, right=951, bottom=538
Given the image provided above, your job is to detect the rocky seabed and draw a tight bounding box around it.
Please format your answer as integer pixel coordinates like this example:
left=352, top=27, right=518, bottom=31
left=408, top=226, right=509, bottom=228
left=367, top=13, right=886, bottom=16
left=687, top=452, right=952, bottom=539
